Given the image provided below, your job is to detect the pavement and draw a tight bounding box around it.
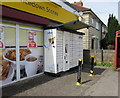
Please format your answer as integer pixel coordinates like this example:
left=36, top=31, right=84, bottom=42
left=83, top=67, right=118, bottom=96
left=2, top=65, right=119, bottom=96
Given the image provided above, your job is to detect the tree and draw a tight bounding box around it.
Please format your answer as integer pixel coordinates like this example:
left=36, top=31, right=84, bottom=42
left=102, top=14, right=120, bottom=49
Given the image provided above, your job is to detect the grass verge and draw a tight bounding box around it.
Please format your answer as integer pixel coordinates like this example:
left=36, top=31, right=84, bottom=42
left=94, top=62, right=113, bottom=67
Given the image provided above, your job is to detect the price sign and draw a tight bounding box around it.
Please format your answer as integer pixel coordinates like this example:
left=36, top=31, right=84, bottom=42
left=28, top=30, right=37, bottom=48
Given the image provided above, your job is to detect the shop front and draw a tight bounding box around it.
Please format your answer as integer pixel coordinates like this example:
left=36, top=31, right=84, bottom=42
left=0, top=1, right=79, bottom=86
left=0, top=20, right=45, bottom=86
left=0, top=1, right=89, bottom=86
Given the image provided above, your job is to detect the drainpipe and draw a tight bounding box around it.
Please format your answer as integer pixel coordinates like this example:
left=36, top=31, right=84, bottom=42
left=100, top=23, right=103, bottom=49
left=101, top=23, right=103, bottom=62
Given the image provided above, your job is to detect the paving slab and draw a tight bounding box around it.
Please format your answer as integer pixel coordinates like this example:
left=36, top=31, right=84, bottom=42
left=83, top=67, right=118, bottom=96
left=2, top=66, right=117, bottom=96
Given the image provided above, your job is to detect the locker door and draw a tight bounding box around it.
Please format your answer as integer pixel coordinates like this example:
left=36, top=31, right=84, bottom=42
left=72, top=33, right=79, bottom=67
left=56, top=30, right=63, bottom=72
left=63, top=32, right=70, bottom=71
left=69, top=33, right=73, bottom=68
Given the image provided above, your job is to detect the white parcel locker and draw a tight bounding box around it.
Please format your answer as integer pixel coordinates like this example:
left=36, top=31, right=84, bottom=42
left=44, top=29, right=83, bottom=74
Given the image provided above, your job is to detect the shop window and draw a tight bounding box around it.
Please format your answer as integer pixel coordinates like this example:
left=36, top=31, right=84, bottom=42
left=20, top=29, right=27, bottom=46
left=5, top=27, right=16, bottom=46
left=96, top=22, right=99, bottom=30
left=37, top=31, right=43, bottom=46
left=1, top=23, right=44, bottom=86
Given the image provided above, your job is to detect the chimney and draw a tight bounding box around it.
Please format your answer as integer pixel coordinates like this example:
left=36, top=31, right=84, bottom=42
left=79, top=1, right=83, bottom=6
left=73, top=1, right=83, bottom=6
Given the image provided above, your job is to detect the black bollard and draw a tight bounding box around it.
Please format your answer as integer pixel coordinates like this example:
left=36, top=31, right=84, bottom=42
left=89, top=56, right=94, bottom=77
left=76, top=59, right=82, bottom=86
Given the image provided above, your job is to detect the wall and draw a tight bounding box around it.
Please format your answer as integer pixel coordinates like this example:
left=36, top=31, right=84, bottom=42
left=78, top=14, right=90, bottom=50
left=83, top=49, right=115, bottom=65
left=80, top=27, right=100, bottom=49
left=89, top=27, right=101, bottom=49
left=79, top=13, right=101, bottom=50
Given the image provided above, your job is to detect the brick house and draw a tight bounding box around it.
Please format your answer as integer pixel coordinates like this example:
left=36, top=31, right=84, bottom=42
left=72, top=1, right=107, bottom=50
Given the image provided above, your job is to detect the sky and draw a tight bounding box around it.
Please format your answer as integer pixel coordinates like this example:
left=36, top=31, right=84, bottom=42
left=66, top=0, right=120, bottom=25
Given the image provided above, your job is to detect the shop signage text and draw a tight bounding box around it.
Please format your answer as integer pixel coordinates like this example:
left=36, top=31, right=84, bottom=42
left=2, top=1, right=78, bottom=23
left=21, top=0, right=58, bottom=16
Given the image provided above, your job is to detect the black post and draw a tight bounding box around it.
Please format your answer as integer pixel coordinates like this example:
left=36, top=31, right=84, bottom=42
left=76, top=59, right=82, bottom=85
left=101, top=48, right=103, bottom=62
left=89, top=56, right=94, bottom=77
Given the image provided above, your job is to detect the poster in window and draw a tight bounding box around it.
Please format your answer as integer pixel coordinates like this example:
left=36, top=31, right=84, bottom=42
left=28, top=30, right=37, bottom=48
left=0, top=27, right=5, bottom=49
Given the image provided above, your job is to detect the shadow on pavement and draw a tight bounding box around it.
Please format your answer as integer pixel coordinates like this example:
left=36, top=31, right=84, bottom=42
left=2, top=74, right=57, bottom=97
left=82, top=79, right=92, bottom=84
left=93, top=67, right=106, bottom=75
left=2, top=66, right=106, bottom=97
left=82, top=66, right=106, bottom=75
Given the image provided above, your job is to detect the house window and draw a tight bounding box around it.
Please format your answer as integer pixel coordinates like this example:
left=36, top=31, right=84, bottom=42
left=102, top=26, right=105, bottom=32
left=91, top=18, right=94, bottom=25
left=96, top=22, right=99, bottom=30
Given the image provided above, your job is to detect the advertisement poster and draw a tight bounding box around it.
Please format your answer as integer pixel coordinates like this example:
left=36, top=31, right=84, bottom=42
left=28, top=30, right=37, bottom=48
left=0, top=27, right=5, bottom=49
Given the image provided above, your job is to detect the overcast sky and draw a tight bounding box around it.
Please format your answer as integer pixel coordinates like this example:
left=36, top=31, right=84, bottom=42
left=66, top=0, right=120, bottom=25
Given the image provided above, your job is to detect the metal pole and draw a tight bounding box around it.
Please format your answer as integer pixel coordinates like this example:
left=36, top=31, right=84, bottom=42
left=16, top=24, right=20, bottom=80
left=89, top=56, right=94, bottom=77
left=101, top=48, right=103, bottom=62
left=76, top=59, right=82, bottom=86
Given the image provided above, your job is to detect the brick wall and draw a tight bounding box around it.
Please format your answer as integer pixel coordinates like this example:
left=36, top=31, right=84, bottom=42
left=83, top=49, right=115, bottom=65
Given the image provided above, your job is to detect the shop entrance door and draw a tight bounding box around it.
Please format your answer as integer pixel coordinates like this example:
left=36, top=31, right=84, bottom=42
left=63, top=32, right=69, bottom=71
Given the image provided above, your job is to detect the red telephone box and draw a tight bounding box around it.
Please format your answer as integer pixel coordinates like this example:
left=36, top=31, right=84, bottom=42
left=114, top=30, right=120, bottom=70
